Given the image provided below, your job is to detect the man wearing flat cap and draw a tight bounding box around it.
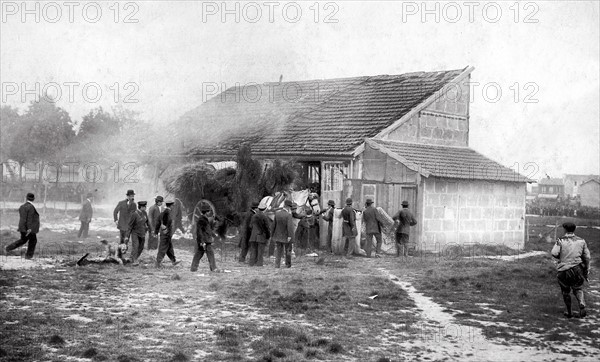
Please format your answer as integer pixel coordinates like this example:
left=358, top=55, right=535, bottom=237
left=363, top=199, right=384, bottom=258
left=271, top=199, right=295, bottom=268
left=148, top=196, right=164, bottom=250
left=78, top=192, right=94, bottom=239
left=155, top=200, right=180, bottom=267
left=114, top=190, right=137, bottom=246
left=393, top=201, right=417, bottom=257
left=5, top=193, right=40, bottom=259
left=127, top=201, right=151, bottom=265
left=341, top=198, right=357, bottom=257
left=552, top=222, right=591, bottom=318
left=191, top=204, right=218, bottom=272
left=321, top=200, right=336, bottom=252
left=248, top=201, right=271, bottom=267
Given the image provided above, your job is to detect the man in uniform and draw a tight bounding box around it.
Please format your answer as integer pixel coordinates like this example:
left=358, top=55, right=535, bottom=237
left=392, top=200, right=417, bottom=257
left=239, top=203, right=257, bottom=262
left=551, top=222, right=591, bottom=318
left=147, top=196, right=163, bottom=250
left=271, top=199, right=295, bottom=268
left=155, top=200, right=180, bottom=268
left=191, top=204, right=219, bottom=272
left=341, top=198, right=357, bottom=257
left=113, top=190, right=137, bottom=246
left=5, top=193, right=40, bottom=259
left=78, top=192, right=93, bottom=239
left=127, top=201, right=151, bottom=265
left=248, top=201, right=271, bottom=267
left=363, top=199, right=383, bottom=258
left=321, top=200, right=336, bottom=252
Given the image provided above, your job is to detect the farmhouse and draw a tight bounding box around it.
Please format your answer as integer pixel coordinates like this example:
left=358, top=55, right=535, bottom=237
left=537, top=178, right=565, bottom=200
left=563, top=174, right=600, bottom=197
left=178, top=66, right=529, bottom=249
left=579, top=178, right=600, bottom=208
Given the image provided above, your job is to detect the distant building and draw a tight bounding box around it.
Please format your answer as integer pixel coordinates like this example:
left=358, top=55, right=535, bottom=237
left=538, top=178, right=564, bottom=199
left=579, top=179, right=600, bottom=208
left=563, top=174, right=600, bottom=197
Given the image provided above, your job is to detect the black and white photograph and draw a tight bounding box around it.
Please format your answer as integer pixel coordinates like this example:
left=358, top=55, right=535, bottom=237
left=1, top=1, right=599, bottom=361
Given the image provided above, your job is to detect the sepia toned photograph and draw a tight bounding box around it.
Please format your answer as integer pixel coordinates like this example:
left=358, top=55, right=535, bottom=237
left=1, top=1, right=599, bottom=361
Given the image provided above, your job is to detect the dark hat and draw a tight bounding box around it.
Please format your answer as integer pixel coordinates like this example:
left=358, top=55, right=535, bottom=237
left=86, top=192, right=93, bottom=198
left=155, top=196, right=164, bottom=202
left=165, top=200, right=175, bottom=207
left=126, top=189, right=135, bottom=196
left=26, top=193, right=35, bottom=201
left=345, top=198, right=353, bottom=205
left=284, top=200, right=293, bottom=207
left=306, top=208, right=313, bottom=215
left=138, top=201, right=147, bottom=207
left=401, top=200, right=409, bottom=206
left=365, top=199, right=373, bottom=205
left=562, top=222, right=576, bottom=232
left=327, top=200, right=335, bottom=206
left=200, top=204, right=211, bottom=212
left=251, top=201, right=259, bottom=209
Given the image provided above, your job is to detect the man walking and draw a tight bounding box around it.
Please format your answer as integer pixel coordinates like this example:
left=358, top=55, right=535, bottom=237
left=113, top=190, right=137, bottom=245
left=147, top=196, right=163, bottom=250
left=363, top=199, right=383, bottom=258
left=248, top=202, right=271, bottom=267
left=341, top=198, right=357, bottom=257
left=155, top=200, right=180, bottom=268
left=392, top=200, right=417, bottom=257
left=271, top=200, right=295, bottom=268
left=551, top=222, right=591, bottom=318
left=239, top=203, right=256, bottom=262
left=191, top=204, right=218, bottom=272
left=78, top=192, right=93, bottom=239
left=321, top=200, right=335, bottom=252
left=5, top=193, right=40, bottom=259
left=127, top=201, right=151, bottom=265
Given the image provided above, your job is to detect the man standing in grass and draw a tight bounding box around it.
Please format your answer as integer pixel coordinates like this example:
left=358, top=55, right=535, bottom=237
left=78, top=192, right=93, bottom=239
left=114, top=190, right=137, bottom=245
left=155, top=200, right=181, bottom=268
left=341, top=198, right=357, bottom=257
left=191, top=204, right=219, bottom=272
left=393, top=201, right=417, bottom=257
left=271, top=199, right=295, bottom=268
left=551, top=222, right=591, bottom=318
left=127, top=201, right=151, bottom=266
left=147, top=196, right=164, bottom=250
left=363, top=199, right=383, bottom=258
left=321, top=200, right=335, bottom=252
left=248, top=201, right=271, bottom=267
left=5, top=193, right=39, bottom=259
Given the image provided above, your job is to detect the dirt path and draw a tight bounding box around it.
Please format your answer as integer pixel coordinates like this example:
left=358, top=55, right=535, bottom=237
left=379, top=268, right=600, bottom=361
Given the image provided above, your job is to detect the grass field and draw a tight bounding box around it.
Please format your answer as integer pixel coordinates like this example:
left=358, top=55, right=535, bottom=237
left=1, top=211, right=599, bottom=361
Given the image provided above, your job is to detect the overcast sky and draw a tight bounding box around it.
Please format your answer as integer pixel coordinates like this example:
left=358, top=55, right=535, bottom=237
left=1, top=0, right=599, bottom=179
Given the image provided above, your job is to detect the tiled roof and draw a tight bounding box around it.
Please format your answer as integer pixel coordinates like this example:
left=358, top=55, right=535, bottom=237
left=179, top=68, right=467, bottom=157
left=581, top=178, right=600, bottom=186
left=369, top=139, right=530, bottom=182
left=538, top=178, right=564, bottom=186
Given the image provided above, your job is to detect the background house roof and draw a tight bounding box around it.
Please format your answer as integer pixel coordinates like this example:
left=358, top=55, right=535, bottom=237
left=580, top=178, right=600, bottom=186
left=369, top=139, right=530, bottom=182
left=179, top=68, right=467, bottom=157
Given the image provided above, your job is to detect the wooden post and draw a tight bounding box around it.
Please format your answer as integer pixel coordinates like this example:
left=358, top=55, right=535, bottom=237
left=43, top=183, right=48, bottom=215
left=554, top=219, right=558, bottom=241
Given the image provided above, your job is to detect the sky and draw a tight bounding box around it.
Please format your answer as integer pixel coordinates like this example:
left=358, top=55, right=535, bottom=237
left=1, top=0, right=599, bottom=179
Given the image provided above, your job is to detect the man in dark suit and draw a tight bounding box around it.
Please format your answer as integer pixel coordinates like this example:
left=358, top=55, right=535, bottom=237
left=78, top=192, right=94, bottom=239
left=191, top=204, right=218, bottom=272
left=5, top=193, right=40, bottom=259
left=155, top=200, right=180, bottom=268
left=271, top=199, right=295, bottom=268
left=127, top=201, right=151, bottom=265
left=113, top=189, right=137, bottom=245
left=393, top=200, right=418, bottom=257
left=341, top=198, right=357, bottom=257
left=239, top=203, right=256, bottom=262
left=147, top=196, right=163, bottom=250
left=321, top=200, right=335, bottom=252
left=248, top=202, right=271, bottom=267
left=363, top=199, right=383, bottom=258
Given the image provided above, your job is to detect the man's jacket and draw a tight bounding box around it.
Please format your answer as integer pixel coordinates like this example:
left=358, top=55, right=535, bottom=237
left=114, top=199, right=137, bottom=231
left=393, top=208, right=417, bottom=235
left=341, top=206, right=356, bottom=238
left=363, top=206, right=382, bottom=234
left=148, top=204, right=161, bottom=232
left=270, top=209, right=295, bottom=243
left=79, top=199, right=93, bottom=222
left=196, top=214, right=215, bottom=244
left=551, top=233, right=591, bottom=272
left=18, top=202, right=40, bottom=234
left=128, top=210, right=150, bottom=237
left=156, top=208, right=173, bottom=235
left=249, top=211, right=271, bottom=243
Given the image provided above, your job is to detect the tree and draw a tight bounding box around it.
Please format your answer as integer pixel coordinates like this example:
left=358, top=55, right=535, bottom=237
left=78, top=107, right=121, bottom=138
left=0, top=106, right=22, bottom=181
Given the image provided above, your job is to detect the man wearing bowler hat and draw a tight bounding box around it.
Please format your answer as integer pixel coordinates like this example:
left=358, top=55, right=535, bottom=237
left=341, top=198, right=357, bottom=257
left=148, top=196, right=164, bottom=250
left=191, top=204, right=219, bottom=272
left=5, top=193, right=40, bottom=259
left=271, top=199, right=295, bottom=268
left=114, top=190, right=137, bottom=246
left=393, top=200, right=417, bottom=257
left=363, top=199, right=384, bottom=258
left=155, top=200, right=180, bottom=268
left=78, top=192, right=94, bottom=239
left=127, top=201, right=151, bottom=265
left=552, top=222, right=591, bottom=318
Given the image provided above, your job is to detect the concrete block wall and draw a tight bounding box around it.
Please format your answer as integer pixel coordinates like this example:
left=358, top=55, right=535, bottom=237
left=420, top=177, right=526, bottom=249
